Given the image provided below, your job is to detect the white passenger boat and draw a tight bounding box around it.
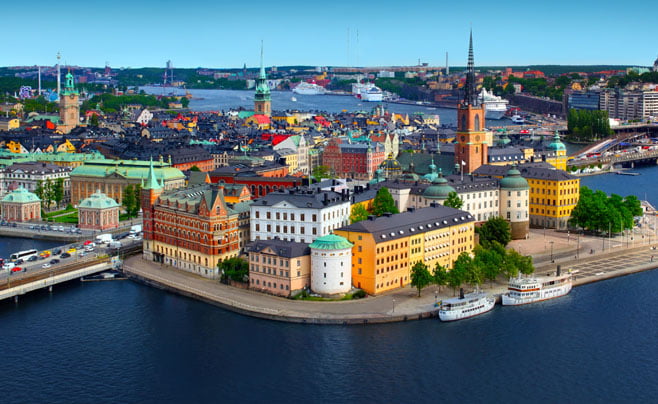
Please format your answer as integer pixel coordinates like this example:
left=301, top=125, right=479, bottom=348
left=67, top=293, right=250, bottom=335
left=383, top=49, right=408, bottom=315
left=502, top=271, right=572, bottom=306
left=478, top=88, right=509, bottom=119
left=292, top=82, right=326, bottom=95
left=438, top=288, right=496, bottom=321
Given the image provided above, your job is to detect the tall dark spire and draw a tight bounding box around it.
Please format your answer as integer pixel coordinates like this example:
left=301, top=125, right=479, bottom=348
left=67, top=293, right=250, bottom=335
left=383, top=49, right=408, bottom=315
left=463, top=29, right=476, bottom=106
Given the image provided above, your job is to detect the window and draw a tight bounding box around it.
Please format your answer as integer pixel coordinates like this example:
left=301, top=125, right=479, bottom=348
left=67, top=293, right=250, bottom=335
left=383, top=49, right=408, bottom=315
left=358, top=246, right=362, bottom=252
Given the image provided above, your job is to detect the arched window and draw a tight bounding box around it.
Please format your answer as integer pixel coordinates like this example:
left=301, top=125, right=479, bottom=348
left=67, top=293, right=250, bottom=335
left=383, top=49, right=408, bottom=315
left=474, top=114, right=480, bottom=131
left=461, top=115, right=466, bottom=131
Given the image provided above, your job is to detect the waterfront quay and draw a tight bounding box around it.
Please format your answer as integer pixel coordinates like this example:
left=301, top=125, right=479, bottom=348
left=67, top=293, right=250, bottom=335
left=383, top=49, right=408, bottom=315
left=124, top=238, right=658, bottom=325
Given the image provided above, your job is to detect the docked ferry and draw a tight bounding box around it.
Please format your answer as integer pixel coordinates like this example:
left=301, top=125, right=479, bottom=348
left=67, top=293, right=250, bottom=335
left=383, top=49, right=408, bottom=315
left=478, top=88, right=509, bottom=119
left=438, top=289, right=496, bottom=321
left=502, top=272, right=572, bottom=306
left=292, top=82, right=326, bottom=95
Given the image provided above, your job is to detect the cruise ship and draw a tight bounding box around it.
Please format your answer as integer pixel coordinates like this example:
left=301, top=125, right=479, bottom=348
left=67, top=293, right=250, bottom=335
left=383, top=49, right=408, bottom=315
left=502, top=270, right=572, bottom=306
left=478, top=88, right=509, bottom=119
left=352, top=82, right=376, bottom=98
left=438, top=289, right=496, bottom=321
left=292, top=82, right=327, bottom=95
left=361, top=86, right=384, bottom=102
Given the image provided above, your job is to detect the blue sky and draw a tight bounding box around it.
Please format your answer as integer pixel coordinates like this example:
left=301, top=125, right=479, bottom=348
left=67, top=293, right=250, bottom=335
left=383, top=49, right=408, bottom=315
left=5, top=0, right=657, bottom=69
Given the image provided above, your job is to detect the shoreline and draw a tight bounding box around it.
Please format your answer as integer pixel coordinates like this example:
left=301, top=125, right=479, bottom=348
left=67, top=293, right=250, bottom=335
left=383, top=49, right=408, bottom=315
left=123, top=242, right=658, bottom=325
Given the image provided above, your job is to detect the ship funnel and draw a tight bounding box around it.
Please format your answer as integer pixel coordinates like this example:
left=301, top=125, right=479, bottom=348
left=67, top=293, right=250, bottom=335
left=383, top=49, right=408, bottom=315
left=459, top=288, right=464, bottom=299
left=556, top=265, right=561, bottom=276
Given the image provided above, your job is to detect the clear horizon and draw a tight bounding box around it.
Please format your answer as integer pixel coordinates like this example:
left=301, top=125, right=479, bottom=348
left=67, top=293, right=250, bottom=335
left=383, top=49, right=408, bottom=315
left=4, top=0, right=656, bottom=69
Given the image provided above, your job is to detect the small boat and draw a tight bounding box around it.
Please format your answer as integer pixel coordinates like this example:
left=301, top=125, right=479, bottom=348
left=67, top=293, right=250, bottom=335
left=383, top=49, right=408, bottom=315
left=291, top=96, right=297, bottom=102
left=502, top=269, right=572, bottom=306
left=438, top=288, right=496, bottom=321
left=81, top=270, right=127, bottom=282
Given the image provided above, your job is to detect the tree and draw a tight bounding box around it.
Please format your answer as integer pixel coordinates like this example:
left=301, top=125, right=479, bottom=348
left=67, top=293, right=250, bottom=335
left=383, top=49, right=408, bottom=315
left=180, top=97, right=190, bottom=108
left=219, top=257, right=249, bottom=283
left=473, top=242, right=505, bottom=286
left=35, top=180, right=45, bottom=208
left=122, top=185, right=136, bottom=218
left=52, top=178, right=65, bottom=209
left=478, top=216, right=512, bottom=247
left=89, top=114, right=99, bottom=127
left=42, top=179, right=54, bottom=210
left=446, top=257, right=468, bottom=295
left=410, top=261, right=432, bottom=297
left=350, top=204, right=370, bottom=224
left=371, top=187, right=399, bottom=216
left=443, top=191, right=463, bottom=209
left=312, top=165, right=332, bottom=182
left=505, top=249, right=534, bottom=276
left=189, top=165, right=201, bottom=172
left=433, top=263, right=448, bottom=291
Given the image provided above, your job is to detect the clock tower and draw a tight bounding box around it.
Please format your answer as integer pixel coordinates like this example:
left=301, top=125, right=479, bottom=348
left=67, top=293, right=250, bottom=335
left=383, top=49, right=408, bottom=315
left=58, top=71, right=79, bottom=134
left=454, top=31, right=487, bottom=174
left=254, top=42, right=271, bottom=117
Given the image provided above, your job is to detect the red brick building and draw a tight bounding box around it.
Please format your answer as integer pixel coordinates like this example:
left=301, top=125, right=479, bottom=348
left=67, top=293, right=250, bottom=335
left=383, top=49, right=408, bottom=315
left=322, top=138, right=385, bottom=180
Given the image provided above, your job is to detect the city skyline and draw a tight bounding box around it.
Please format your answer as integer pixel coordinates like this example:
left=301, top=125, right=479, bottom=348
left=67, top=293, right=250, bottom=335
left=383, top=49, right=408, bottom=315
left=3, top=0, right=657, bottom=69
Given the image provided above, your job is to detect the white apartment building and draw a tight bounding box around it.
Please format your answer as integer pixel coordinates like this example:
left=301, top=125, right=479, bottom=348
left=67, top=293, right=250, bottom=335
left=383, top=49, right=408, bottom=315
left=1, top=162, right=72, bottom=201
left=250, top=188, right=351, bottom=243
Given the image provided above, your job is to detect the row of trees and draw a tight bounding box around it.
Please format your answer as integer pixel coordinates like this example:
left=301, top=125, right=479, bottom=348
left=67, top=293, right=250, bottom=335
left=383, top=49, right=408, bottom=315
left=34, top=178, right=65, bottom=210
left=82, top=93, right=188, bottom=114
left=569, top=186, right=643, bottom=233
left=122, top=184, right=142, bottom=219
left=567, top=109, right=613, bottom=142
left=410, top=241, right=534, bottom=297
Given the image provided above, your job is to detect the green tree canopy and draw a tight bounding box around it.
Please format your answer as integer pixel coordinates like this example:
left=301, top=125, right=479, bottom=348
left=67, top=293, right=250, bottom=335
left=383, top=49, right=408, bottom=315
left=443, top=191, right=463, bottom=209
left=410, top=261, right=433, bottom=297
left=569, top=186, right=641, bottom=233
left=350, top=204, right=370, bottom=224
left=433, top=263, right=448, bottom=290
left=189, top=165, right=201, bottom=172
left=371, top=187, right=399, bottom=216
left=219, top=257, right=249, bottom=282
left=478, top=216, right=512, bottom=247
left=312, top=165, right=333, bottom=181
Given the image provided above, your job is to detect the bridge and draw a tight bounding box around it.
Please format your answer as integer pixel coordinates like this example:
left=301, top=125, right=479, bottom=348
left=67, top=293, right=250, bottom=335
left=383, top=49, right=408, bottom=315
left=568, top=148, right=658, bottom=169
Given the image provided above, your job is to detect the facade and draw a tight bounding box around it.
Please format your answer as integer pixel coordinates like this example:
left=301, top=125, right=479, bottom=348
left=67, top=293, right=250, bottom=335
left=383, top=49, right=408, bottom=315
left=70, top=158, right=185, bottom=205
left=58, top=72, right=80, bottom=134
left=568, top=90, right=600, bottom=111
left=309, top=234, right=353, bottom=295
left=1, top=162, right=71, bottom=202
left=322, top=138, right=386, bottom=180
left=499, top=167, right=530, bottom=239
left=78, top=190, right=120, bottom=231
left=141, top=161, right=247, bottom=279
left=454, top=32, right=488, bottom=174
left=250, top=188, right=351, bottom=243
left=335, top=204, right=475, bottom=295
left=246, top=239, right=310, bottom=297
left=473, top=163, right=579, bottom=230
left=273, top=135, right=310, bottom=175
left=1, top=186, right=41, bottom=222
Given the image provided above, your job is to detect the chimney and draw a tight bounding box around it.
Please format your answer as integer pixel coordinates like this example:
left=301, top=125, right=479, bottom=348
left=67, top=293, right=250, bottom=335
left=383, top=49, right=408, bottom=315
left=430, top=202, right=439, bottom=208
left=323, top=192, right=329, bottom=205
left=459, top=288, right=464, bottom=299
left=366, top=183, right=370, bottom=190
left=383, top=212, right=393, bottom=217
left=556, top=265, right=561, bottom=276
left=407, top=207, right=416, bottom=213
left=367, top=215, right=376, bottom=221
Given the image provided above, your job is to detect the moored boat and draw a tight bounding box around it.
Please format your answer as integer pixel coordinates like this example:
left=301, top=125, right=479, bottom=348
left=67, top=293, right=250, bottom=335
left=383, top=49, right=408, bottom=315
left=292, top=82, right=327, bottom=95
left=502, top=269, right=572, bottom=306
left=478, top=88, right=508, bottom=119
left=438, top=288, right=496, bottom=321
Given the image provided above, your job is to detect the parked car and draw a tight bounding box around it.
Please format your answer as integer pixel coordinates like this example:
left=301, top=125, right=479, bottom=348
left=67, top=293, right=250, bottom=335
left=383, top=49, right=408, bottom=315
left=60, top=253, right=71, bottom=259
left=15, top=259, right=24, bottom=265
left=27, top=255, right=38, bottom=262
left=2, top=262, right=15, bottom=270
left=52, top=248, right=62, bottom=255
left=40, top=251, right=51, bottom=258
left=11, top=223, right=17, bottom=228
left=66, top=248, right=76, bottom=254
left=11, top=266, right=23, bottom=272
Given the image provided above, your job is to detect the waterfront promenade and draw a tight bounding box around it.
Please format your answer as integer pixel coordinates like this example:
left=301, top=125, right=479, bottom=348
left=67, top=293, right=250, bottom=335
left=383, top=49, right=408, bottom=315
left=124, top=236, right=658, bottom=325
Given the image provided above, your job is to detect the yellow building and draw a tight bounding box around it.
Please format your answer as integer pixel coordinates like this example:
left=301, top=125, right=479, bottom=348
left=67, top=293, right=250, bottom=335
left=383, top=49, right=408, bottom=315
left=474, top=163, right=580, bottom=230
left=6, top=140, right=26, bottom=153
left=335, top=204, right=475, bottom=295
left=0, top=118, right=20, bottom=131
left=56, top=139, right=76, bottom=153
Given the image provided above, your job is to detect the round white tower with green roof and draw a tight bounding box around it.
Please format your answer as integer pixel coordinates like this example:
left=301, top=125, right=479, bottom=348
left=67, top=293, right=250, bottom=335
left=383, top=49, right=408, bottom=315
left=309, top=234, right=353, bottom=295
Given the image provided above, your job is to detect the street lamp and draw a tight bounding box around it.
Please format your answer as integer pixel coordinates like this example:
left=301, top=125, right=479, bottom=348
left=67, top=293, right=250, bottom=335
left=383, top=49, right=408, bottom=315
left=550, top=241, right=554, bottom=263
left=392, top=298, right=396, bottom=314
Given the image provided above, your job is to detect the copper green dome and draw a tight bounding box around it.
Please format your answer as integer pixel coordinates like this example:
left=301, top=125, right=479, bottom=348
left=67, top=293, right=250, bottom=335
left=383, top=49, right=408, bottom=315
left=379, top=153, right=402, bottom=171
left=423, top=170, right=455, bottom=200
left=79, top=190, right=120, bottom=209
left=547, top=131, right=566, bottom=151
left=309, top=234, right=354, bottom=250
left=500, top=166, right=529, bottom=190
left=2, top=186, right=40, bottom=203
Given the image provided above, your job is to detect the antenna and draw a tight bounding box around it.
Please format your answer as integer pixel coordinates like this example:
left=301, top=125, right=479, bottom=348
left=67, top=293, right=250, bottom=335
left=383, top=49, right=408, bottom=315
left=56, top=51, right=62, bottom=97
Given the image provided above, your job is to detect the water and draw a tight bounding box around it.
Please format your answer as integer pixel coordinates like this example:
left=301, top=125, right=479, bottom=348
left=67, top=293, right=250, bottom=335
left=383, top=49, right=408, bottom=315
left=1, top=267, right=657, bottom=403
left=140, top=86, right=512, bottom=128
left=580, top=164, right=658, bottom=206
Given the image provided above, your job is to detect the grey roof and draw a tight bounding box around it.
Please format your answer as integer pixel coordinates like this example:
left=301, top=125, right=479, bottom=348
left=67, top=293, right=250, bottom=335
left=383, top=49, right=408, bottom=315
left=337, top=204, right=474, bottom=242
left=473, top=163, right=577, bottom=181
left=245, top=239, right=310, bottom=258
left=255, top=188, right=350, bottom=209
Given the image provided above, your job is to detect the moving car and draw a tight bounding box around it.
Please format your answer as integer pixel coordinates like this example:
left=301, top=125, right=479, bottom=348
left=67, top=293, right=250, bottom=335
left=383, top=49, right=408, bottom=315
left=42, top=263, right=51, bottom=269
left=49, top=259, right=60, bottom=265
left=60, top=253, right=71, bottom=259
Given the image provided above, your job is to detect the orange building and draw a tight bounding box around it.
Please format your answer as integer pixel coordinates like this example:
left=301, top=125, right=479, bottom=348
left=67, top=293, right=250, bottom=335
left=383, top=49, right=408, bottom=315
left=335, top=204, right=475, bottom=295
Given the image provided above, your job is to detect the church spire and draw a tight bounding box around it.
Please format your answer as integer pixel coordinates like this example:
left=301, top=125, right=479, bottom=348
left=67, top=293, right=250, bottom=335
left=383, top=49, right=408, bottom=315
left=259, top=40, right=266, bottom=80
left=144, top=157, right=162, bottom=190
left=463, top=29, right=476, bottom=106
